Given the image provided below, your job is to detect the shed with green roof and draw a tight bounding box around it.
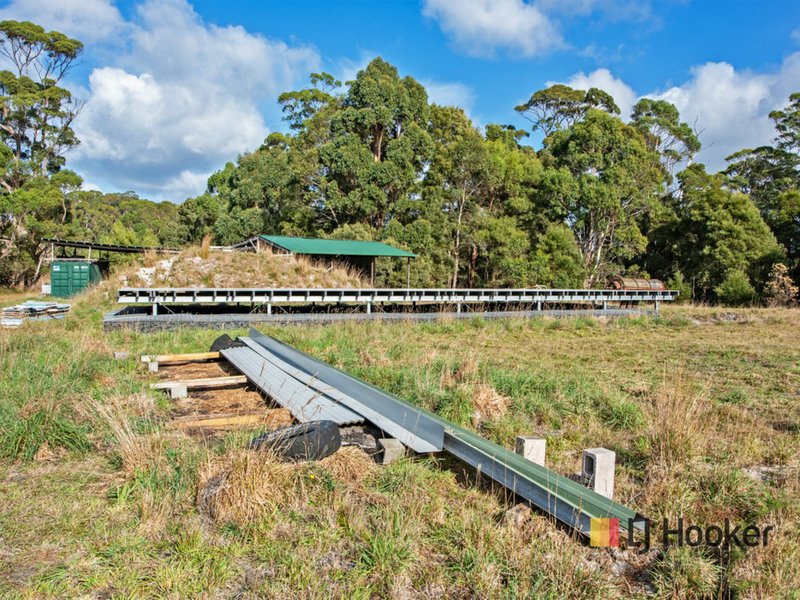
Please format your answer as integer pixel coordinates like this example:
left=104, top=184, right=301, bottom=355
left=233, top=235, right=415, bottom=284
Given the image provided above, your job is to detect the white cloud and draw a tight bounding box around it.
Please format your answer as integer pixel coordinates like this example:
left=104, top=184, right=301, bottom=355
left=423, top=80, right=475, bottom=110
left=556, top=53, right=800, bottom=171
left=0, top=0, right=125, bottom=43
left=557, top=68, right=637, bottom=119
left=422, top=79, right=479, bottom=125
left=162, top=170, right=211, bottom=201
left=40, top=0, right=320, bottom=202
left=0, top=0, right=319, bottom=201
left=422, top=0, right=563, bottom=58
left=648, top=53, right=800, bottom=169
left=422, top=0, right=655, bottom=59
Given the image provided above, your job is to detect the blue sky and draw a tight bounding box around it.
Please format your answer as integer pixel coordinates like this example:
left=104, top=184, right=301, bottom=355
left=1, top=0, right=798, bottom=202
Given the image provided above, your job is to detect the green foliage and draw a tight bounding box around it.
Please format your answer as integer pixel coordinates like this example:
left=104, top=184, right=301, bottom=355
left=666, top=270, right=693, bottom=304
left=528, top=223, right=585, bottom=287
left=514, top=83, right=620, bottom=139
left=647, top=165, right=783, bottom=300
left=725, top=93, right=800, bottom=283
left=631, top=98, right=701, bottom=181
left=0, top=20, right=83, bottom=187
left=542, top=109, right=665, bottom=285
left=715, top=270, right=756, bottom=306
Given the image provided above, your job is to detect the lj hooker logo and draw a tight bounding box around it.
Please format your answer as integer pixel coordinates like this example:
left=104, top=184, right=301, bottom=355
left=590, top=518, right=621, bottom=547
left=590, top=517, right=774, bottom=550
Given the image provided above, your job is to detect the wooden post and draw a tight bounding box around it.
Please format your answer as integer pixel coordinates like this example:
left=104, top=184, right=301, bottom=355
left=406, top=257, right=411, bottom=289
left=370, top=257, right=375, bottom=286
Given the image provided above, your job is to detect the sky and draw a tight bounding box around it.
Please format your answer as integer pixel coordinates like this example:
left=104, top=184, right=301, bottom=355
left=1, top=0, right=798, bottom=203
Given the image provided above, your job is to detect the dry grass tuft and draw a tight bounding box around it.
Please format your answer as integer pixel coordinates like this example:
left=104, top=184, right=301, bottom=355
left=647, top=370, right=708, bottom=469
left=197, top=449, right=303, bottom=526
left=92, top=398, right=164, bottom=478
left=198, top=234, right=212, bottom=260
left=440, top=355, right=479, bottom=388
left=319, top=446, right=378, bottom=487
left=471, top=383, right=509, bottom=425
left=650, top=546, right=720, bottom=599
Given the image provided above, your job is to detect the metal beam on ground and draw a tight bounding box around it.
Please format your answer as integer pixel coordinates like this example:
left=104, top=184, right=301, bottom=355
left=220, top=346, right=363, bottom=426
left=239, top=336, right=442, bottom=453
left=232, top=330, right=646, bottom=536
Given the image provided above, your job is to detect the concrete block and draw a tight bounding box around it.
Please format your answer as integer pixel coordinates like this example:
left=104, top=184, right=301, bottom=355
left=168, top=384, right=187, bottom=400
left=582, top=448, right=616, bottom=499
left=378, top=438, right=405, bottom=465
left=147, top=361, right=159, bottom=373
left=515, top=436, right=546, bottom=466
left=113, top=351, right=130, bottom=360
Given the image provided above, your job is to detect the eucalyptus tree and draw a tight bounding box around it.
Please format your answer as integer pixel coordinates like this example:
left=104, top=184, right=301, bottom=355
left=726, top=92, right=800, bottom=280
left=0, top=20, right=84, bottom=286
left=646, top=165, right=783, bottom=301
left=0, top=20, right=83, bottom=189
left=630, top=98, right=701, bottom=183
left=540, top=109, right=665, bottom=286
left=514, top=84, right=620, bottom=140
left=319, top=57, right=432, bottom=231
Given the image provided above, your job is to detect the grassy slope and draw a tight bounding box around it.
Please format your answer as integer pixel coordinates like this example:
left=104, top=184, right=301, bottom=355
left=0, top=297, right=798, bottom=598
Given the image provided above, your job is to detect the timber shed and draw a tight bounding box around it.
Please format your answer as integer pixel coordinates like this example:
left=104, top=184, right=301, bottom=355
left=232, top=235, right=416, bottom=284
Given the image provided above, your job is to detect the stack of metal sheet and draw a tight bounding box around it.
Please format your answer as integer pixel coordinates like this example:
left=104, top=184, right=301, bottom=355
left=1, top=301, right=71, bottom=328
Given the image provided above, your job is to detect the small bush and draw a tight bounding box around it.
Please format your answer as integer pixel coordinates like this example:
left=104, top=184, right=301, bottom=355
left=763, top=262, right=798, bottom=307
left=715, top=270, right=756, bottom=306
left=667, top=270, right=693, bottom=304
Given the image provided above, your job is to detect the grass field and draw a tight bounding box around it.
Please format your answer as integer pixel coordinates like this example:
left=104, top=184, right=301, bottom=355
left=1, top=295, right=798, bottom=598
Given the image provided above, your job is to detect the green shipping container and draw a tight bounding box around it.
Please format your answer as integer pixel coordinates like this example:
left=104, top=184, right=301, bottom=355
left=50, top=260, right=108, bottom=298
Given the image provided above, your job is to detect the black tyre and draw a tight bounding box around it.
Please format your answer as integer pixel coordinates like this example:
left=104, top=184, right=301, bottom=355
left=250, top=420, right=341, bottom=461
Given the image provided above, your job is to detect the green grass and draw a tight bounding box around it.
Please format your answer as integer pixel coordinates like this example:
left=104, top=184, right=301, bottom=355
left=1, top=299, right=799, bottom=597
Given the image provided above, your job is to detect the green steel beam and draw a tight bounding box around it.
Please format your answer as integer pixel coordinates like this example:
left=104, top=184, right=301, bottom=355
left=247, top=329, right=645, bottom=536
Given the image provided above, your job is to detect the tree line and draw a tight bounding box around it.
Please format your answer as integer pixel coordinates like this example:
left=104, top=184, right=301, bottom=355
left=1, top=21, right=798, bottom=305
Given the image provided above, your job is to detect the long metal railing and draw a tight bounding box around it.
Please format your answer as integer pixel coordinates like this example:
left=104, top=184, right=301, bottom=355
left=118, top=286, right=678, bottom=306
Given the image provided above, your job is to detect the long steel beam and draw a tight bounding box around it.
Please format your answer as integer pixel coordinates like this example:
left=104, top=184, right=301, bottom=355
left=118, top=286, right=678, bottom=305
left=243, top=330, right=645, bottom=535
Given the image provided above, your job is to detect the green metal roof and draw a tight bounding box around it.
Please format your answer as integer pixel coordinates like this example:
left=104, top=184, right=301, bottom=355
left=258, top=235, right=415, bottom=258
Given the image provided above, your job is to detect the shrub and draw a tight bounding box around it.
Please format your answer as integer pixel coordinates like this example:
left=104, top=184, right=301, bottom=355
left=667, top=270, right=693, bottom=304
left=714, top=270, right=756, bottom=306
left=763, top=262, right=798, bottom=307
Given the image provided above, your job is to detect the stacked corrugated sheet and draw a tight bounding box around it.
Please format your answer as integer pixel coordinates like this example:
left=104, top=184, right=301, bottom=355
left=1, top=301, right=70, bottom=328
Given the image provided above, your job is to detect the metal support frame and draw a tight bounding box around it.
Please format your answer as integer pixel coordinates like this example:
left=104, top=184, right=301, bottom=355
left=117, top=287, right=679, bottom=307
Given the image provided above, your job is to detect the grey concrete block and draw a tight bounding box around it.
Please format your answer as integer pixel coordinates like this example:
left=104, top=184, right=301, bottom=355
left=147, top=361, right=159, bottom=373
left=378, top=438, right=405, bottom=464
left=113, top=351, right=130, bottom=360
left=515, top=436, right=546, bottom=466
left=168, top=384, right=187, bottom=399
left=582, top=448, right=616, bottom=499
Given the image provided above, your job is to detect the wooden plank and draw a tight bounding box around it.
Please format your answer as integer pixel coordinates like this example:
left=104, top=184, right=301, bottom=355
left=150, top=375, right=247, bottom=390
left=170, top=411, right=272, bottom=428
left=140, top=351, right=220, bottom=364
